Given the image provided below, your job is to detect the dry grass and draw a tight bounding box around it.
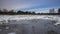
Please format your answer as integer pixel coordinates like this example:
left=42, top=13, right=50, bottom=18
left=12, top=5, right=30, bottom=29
left=51, top=20, right=57, bottom=24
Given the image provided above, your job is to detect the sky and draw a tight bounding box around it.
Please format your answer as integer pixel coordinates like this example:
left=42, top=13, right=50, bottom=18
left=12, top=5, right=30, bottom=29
left=0, top=0, right=60, bottom=13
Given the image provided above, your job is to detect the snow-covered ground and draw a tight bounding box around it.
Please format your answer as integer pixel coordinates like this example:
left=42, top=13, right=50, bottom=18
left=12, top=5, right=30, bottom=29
left=0, top=15, right=60, bottom=25
left=0, top=15, right=60, bottom=34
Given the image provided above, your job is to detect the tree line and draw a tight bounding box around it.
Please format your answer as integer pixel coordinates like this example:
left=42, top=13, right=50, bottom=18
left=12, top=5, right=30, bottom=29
left=0, top=8, right=60, bottom=15
left=0, top=9, right=36, bottom=15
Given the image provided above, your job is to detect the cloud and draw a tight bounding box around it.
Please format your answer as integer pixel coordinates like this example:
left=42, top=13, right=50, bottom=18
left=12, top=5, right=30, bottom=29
left=35, top=8, right=59, bottom=13
left=0, top=0, right=60, bottom=11
left=0, top=0, right=40, bottom=10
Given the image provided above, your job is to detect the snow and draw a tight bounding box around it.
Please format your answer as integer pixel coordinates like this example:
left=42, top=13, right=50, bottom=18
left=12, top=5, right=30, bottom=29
left=0, top=15, right=60, bottom=34
left=0, top=15, right=60, bottom=25
left=8, top=32, right=16, bottom=34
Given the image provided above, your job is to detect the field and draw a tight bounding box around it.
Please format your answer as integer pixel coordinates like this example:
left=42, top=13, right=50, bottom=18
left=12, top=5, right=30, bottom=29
left=0, top=15, right=60, bottom=34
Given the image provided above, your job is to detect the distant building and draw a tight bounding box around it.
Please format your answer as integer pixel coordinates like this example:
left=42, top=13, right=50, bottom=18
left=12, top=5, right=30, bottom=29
left=49, top=8, right=54, bottom=13
left=58, top=8, right=60, bottom=13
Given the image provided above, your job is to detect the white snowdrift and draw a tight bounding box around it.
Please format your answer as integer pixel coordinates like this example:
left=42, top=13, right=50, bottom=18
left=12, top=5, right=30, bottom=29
left=0, top=15, right=60, bottom=25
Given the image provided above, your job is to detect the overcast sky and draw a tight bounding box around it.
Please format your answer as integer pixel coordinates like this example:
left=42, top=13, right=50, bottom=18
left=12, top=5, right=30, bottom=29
left=0, top=0, right=60, bottom=12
